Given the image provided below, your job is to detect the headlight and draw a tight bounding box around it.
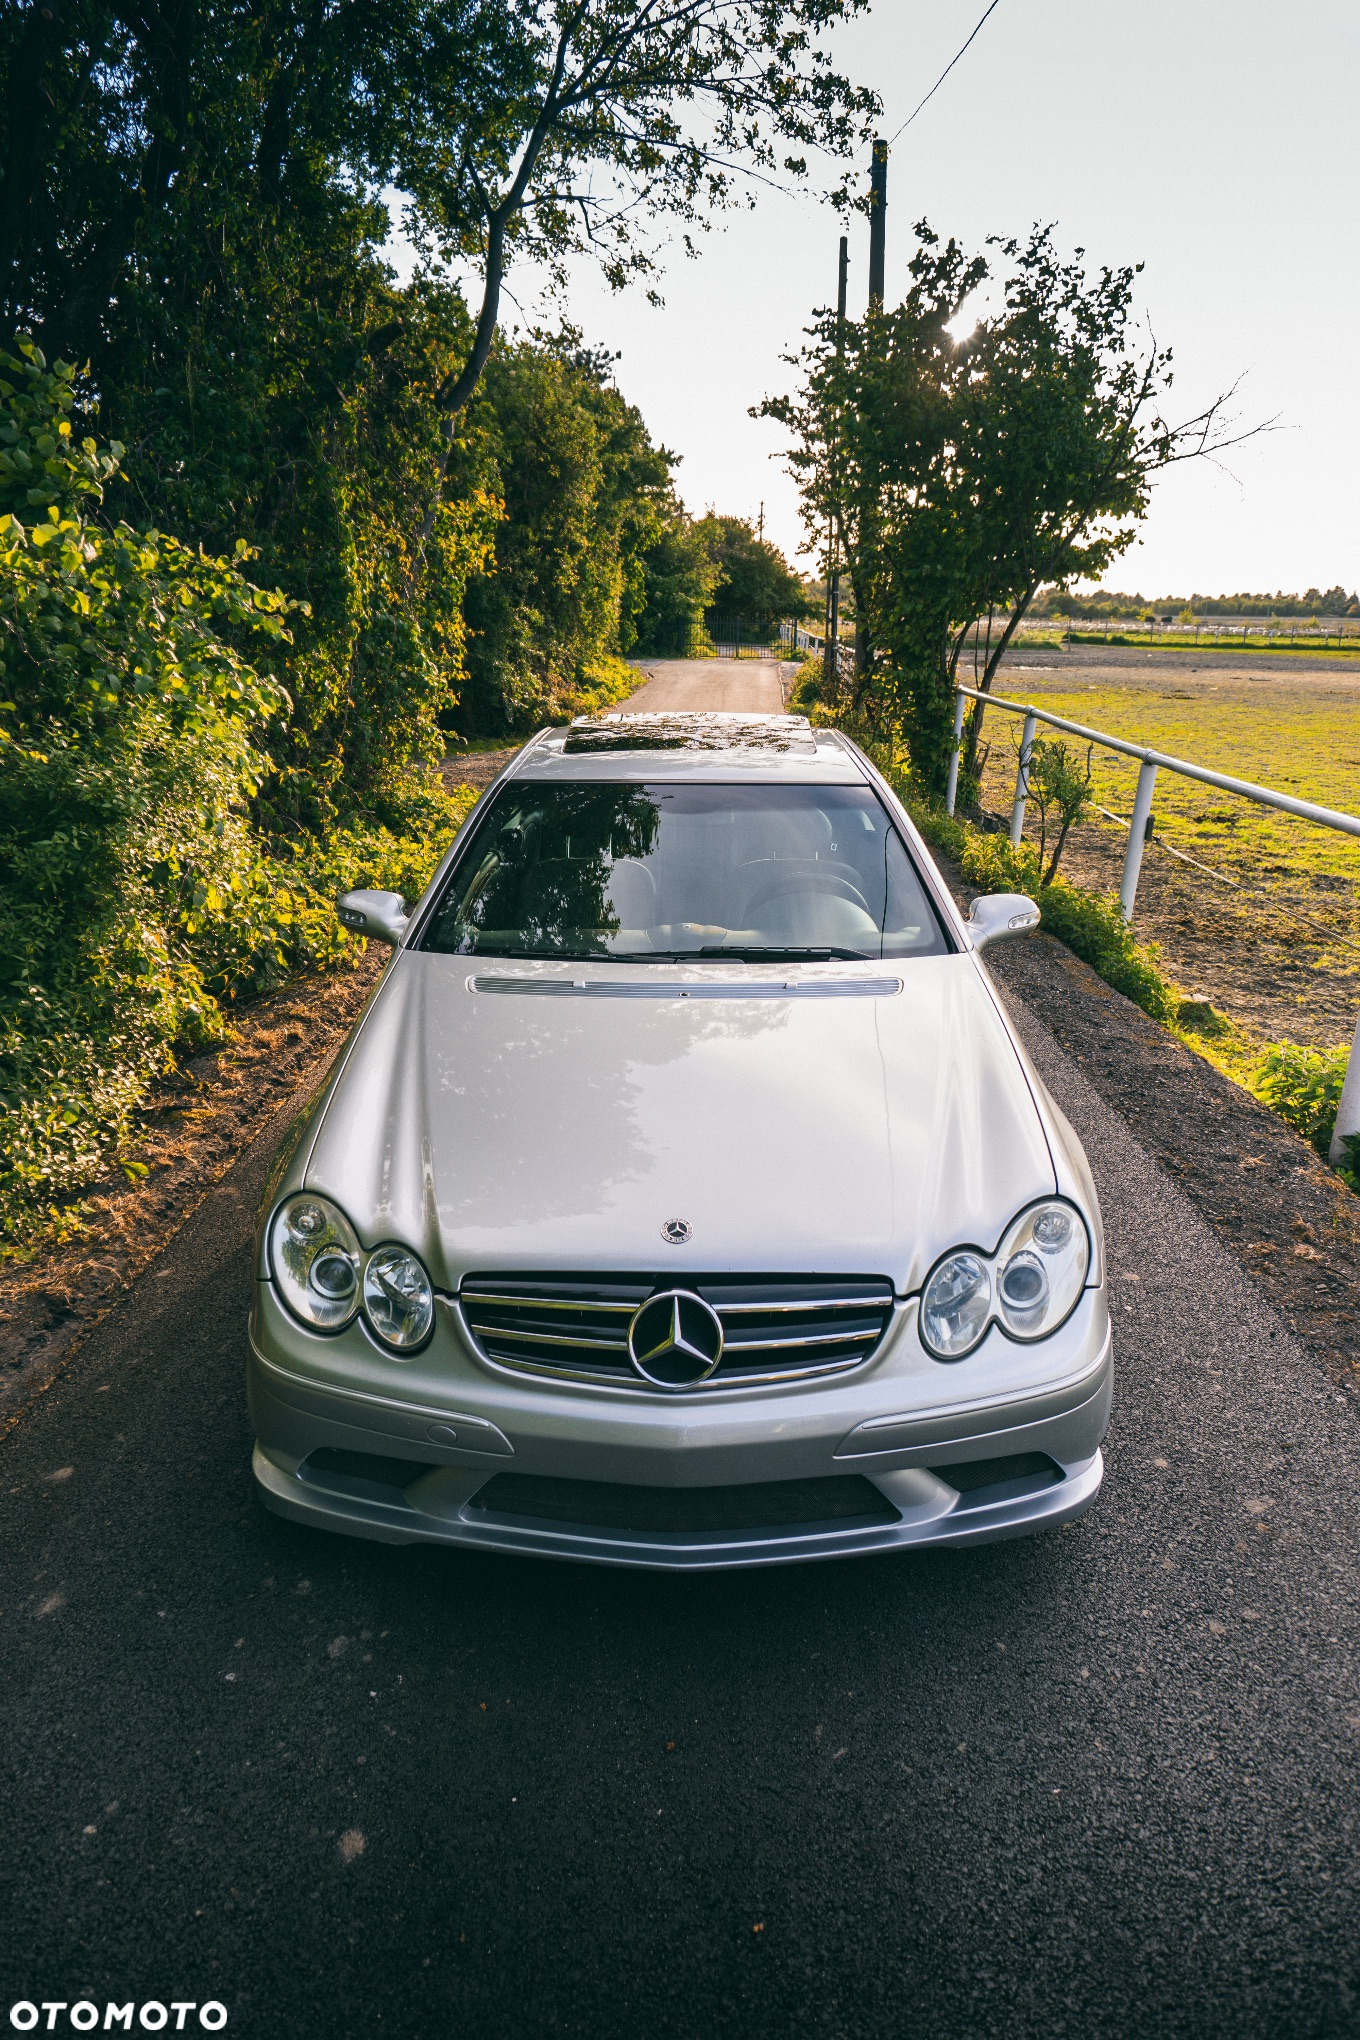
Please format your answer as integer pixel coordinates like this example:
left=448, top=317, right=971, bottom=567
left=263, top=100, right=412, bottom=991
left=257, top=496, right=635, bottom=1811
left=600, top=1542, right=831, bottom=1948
left=921, top=1252, right=992, bottom=1360
left=919, top=1200, right=1091, bottom=1360
left=269, top=1194, right=361, bottom=1331
left=268, top=1195, right=435, bottom=1352
left=363, top=1244, right=435, bottom=1352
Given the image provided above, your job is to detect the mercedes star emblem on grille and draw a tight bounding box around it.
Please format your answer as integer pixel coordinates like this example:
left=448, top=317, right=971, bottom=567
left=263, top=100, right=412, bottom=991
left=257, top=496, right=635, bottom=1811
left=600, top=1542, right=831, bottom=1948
left=660, top=1218, right=693, bottom=1244
left=627, top=1290, right=724, bottom=1389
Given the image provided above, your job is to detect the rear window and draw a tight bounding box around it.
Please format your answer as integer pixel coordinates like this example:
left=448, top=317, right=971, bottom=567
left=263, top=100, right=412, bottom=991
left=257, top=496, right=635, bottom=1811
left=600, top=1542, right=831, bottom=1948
left=419, top=781, right=950, bottom=963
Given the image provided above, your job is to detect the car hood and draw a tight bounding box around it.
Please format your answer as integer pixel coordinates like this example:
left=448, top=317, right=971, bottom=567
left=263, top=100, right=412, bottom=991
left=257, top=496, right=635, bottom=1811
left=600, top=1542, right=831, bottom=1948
left=304, top=956, right=1057, bottom=1295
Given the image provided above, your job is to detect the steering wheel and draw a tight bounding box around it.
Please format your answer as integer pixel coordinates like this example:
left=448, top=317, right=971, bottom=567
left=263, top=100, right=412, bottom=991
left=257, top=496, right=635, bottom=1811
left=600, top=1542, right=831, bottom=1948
left=742, top=872, right=873, bottom=917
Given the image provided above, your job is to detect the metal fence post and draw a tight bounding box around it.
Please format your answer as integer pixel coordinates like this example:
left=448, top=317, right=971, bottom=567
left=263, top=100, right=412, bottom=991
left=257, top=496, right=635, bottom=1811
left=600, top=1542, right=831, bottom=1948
left=1119, top=758, right=1159, bottom=917
left=1009, top=710, right=1037, bottom=845
left=945, top=690, right=966, bottom=817
left=1329, top=1015, right=1360, bottom=1163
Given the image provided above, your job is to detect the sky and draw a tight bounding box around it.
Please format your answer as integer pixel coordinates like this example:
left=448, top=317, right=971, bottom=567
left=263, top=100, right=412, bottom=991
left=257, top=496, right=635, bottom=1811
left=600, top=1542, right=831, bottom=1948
left=387, top=0, right=1360, bottom=596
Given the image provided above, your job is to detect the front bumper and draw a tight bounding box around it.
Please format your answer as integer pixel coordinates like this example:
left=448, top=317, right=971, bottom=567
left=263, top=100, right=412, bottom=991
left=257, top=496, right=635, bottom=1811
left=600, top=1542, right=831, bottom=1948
left=248, top=1280, right=1112, bottom=1570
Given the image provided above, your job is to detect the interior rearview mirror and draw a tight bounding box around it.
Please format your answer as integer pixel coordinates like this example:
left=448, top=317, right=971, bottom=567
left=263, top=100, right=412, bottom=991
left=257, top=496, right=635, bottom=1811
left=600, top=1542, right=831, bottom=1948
left=966, top=892, right=1041, bottom=949
left=337, top=889, right=410, bottom=947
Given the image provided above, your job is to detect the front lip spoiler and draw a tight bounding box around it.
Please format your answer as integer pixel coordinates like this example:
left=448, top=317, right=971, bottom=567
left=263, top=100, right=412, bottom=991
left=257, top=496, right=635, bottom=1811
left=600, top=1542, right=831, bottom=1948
left=251, top=1442, right=1104, bottom=1571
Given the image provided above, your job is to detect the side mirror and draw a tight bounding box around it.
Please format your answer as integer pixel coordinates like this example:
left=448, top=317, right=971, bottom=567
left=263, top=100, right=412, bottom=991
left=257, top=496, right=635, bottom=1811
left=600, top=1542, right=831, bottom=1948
left=337, top=888, right=409, bottom=947
left=966, top=892, right=1040, bottom=950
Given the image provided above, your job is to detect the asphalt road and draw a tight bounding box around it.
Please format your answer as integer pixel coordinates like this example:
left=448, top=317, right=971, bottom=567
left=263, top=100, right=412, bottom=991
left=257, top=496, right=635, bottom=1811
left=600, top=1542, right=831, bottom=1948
left=4, top=669, right=1360, bottom=2039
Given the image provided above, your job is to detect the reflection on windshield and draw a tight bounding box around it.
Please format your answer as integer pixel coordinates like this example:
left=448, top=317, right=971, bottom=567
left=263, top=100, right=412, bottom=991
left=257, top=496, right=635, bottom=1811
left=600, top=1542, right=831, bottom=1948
left=420, top=783, right=949, bottom=961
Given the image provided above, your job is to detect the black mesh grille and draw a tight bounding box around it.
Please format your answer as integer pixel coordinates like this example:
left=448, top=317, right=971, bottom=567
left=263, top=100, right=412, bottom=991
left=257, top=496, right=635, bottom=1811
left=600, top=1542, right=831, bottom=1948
left=467, top=1472, right=899, bottom=1534
left=459, top=1272, right=894, bottom=1386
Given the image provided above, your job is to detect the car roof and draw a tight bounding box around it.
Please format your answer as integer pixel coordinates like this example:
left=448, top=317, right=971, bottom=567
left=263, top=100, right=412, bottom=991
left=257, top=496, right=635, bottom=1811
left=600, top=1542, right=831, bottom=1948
left=509, top=713, right=868, bottom=784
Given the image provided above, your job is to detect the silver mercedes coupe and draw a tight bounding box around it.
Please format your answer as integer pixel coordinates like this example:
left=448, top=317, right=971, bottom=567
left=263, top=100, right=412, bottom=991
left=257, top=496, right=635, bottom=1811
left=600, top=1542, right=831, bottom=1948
left=248, top=712, right=1111, bottom=1568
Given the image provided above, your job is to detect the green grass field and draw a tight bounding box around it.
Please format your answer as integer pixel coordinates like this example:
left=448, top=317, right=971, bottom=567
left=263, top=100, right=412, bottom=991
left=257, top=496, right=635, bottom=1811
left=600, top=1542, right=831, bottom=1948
left=982, top=675, right=1360, bottom=895
left=973, top=674, right=1360, bottom=1053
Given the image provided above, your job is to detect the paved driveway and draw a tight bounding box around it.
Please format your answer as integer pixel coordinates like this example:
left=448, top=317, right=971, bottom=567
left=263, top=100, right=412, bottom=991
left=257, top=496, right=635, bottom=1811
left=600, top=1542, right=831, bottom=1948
left=623, top=656, right=794, bottom=712
left=3, top=669, right=1359, bottom=2039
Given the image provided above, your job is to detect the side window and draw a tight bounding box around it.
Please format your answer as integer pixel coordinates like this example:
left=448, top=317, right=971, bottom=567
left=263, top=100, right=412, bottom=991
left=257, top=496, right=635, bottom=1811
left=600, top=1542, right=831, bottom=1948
left=882, top=830, right=948, bottom=957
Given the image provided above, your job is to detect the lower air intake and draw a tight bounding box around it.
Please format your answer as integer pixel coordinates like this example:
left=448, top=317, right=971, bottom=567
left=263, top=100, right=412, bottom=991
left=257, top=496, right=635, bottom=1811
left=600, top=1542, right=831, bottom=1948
left=299, top=1448, right=436, bottom=1503
left=931, top=1453, right=1063, bottom=1510
left=466, top=1473, right=899, bottom=1536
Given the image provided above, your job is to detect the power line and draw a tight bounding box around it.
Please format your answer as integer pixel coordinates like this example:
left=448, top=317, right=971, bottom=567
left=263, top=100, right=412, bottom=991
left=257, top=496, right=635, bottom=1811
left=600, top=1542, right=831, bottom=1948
left=888, top=0, right=1005, bottom=144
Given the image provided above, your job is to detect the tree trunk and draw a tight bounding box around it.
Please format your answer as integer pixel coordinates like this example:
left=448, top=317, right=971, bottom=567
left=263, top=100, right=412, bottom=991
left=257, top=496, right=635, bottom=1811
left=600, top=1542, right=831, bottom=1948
left=960, top=584, right=1037, bottom=782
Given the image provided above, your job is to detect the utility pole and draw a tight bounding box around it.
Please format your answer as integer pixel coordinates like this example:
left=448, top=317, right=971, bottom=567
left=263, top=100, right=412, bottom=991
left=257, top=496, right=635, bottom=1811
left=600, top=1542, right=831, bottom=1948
left=852, top=137, right=888, bottom=695
left=825, top=235, right=849, bottom=694
left=868, top=137, right=887, bottom=309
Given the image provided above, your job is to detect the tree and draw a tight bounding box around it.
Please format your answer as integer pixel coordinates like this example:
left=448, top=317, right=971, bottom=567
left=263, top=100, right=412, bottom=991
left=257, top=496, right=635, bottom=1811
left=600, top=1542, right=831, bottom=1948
left=1, top=0, right=879, bottom=796
left=764, top=224, right=1258, bottom=794
left=398, top=0, right=880, bottom=550
left=2, top=1, right=877, bottom=484
left=452, top=332, right=681, bottom=730
left=631, top=502, right=721, bottom=656
left=695, top=514, right=812, bottom=631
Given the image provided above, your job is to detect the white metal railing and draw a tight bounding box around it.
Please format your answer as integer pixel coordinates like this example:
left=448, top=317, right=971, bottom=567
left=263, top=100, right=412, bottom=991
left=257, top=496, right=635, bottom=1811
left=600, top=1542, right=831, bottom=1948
left=946, top=681, right=1360, bottom=1162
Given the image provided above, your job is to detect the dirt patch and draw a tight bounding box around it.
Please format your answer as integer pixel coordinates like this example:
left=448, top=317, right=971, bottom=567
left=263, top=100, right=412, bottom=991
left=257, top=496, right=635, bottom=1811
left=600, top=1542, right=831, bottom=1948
left=999, top=643, right=1360, bottom=681
left=442, top=747, right=521, bottom=794
left=985, top=926, right=1360, bottom=1394
left=1028, top=819, right=1359, bottom=1045
left=0, top=953, right=384, bottom=1428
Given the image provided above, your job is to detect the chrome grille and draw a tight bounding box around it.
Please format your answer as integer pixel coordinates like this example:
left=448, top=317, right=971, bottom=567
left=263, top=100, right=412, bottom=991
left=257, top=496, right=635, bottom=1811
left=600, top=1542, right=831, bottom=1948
left=457, top=1273, right=895, bottom=1387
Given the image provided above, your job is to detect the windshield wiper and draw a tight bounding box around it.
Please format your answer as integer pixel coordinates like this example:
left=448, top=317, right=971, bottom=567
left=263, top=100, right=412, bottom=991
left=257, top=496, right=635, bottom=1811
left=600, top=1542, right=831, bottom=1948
left=700, top=945, right=871, bottom=962
left=466, top=948, right=611, bottom=961
left=605, top=945, right=871, bottom=963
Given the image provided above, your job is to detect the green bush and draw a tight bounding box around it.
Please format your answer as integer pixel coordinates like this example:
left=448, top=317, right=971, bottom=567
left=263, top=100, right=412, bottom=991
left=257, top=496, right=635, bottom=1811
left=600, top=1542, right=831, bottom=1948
left=0, top=341, right=474, bottom=1245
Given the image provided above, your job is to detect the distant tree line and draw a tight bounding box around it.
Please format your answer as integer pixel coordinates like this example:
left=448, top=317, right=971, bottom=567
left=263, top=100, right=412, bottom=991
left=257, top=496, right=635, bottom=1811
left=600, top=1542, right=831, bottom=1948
left=1032, top=586, right=1359, bottom=620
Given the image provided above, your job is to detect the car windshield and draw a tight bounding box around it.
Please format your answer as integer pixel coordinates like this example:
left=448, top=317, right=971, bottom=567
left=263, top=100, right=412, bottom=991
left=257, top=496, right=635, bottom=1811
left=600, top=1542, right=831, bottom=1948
left=419, top=782, right=949, bottom=961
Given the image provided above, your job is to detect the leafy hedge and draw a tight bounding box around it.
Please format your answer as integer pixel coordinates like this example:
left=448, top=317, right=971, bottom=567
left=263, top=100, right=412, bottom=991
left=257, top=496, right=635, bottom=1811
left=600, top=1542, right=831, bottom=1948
left=0, top=342, right=474, bottom=1246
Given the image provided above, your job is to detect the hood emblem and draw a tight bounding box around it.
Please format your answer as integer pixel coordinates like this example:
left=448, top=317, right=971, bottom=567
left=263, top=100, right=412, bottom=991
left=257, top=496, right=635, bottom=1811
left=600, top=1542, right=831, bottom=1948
left=628, top=1290, right=724, bottom=1389
left=660, top=1218, right=693, bottom=1245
